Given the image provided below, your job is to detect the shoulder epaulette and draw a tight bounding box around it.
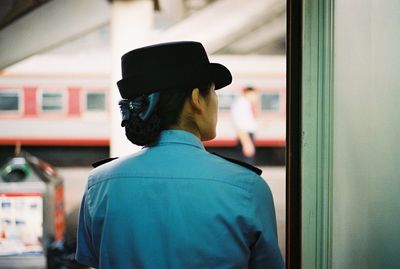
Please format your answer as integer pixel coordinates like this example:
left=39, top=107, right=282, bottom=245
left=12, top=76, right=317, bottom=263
left=92, top=157, right=119, bottom=168
left=211, top=152, right=262, bottom=175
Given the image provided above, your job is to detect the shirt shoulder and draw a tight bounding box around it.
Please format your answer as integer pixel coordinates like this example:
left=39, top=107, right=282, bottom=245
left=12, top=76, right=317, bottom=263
left=202, top=152, right=264, bottom=190
left=210, top=152, right=262, bottom=175
left=87, top=147, right=263, bottom=193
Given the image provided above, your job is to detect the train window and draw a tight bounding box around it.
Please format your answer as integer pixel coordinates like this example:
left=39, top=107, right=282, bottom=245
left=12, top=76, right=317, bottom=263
left=260, top=93, right=281, bottom=112
left=41, top=92, right=64, bottom=112
left=86, top=92, right=106, bottom=111
left=217, top=93, right=236, bottom=111
left=0, top=91, right=19, bottom=112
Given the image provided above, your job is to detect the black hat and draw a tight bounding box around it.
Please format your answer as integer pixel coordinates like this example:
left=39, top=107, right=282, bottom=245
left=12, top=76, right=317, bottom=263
left=117, top=41, right=232, bottom=99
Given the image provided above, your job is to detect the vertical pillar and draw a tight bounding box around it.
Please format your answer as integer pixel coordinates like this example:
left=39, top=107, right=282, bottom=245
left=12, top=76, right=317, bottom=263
left=157, top=0, right=185, bottom=25
left=302, top=0, right=334, bottom=268
left=110, top=0, right=154, bottom=157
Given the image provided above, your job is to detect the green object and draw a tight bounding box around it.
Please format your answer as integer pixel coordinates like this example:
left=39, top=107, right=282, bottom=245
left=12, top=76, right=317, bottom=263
left=302, top=0, right=334, bottom=268
left=1, top=159, right=31, bottom=182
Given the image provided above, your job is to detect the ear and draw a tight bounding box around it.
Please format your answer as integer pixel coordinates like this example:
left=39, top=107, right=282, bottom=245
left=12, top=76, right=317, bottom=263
left=190, top=88, right=205, bottom=113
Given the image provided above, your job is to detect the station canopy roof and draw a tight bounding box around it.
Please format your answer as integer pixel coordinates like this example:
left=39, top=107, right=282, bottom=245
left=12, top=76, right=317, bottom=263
left=0, top=0, right=285, bottom=71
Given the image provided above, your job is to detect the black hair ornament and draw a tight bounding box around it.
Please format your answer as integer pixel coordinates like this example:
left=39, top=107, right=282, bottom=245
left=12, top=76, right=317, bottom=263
left=119, top=92, right=160, bottom=127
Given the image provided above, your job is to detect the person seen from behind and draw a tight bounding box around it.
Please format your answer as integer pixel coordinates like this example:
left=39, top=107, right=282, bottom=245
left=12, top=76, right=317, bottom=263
left=75, top=41, right=284, bottom=269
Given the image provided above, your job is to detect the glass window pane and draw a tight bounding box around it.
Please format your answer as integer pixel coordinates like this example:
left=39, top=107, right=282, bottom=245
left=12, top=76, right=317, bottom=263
left=261, top=93, right=281, bottom=111
left=42, top=92, right=63, bottom=112
left=0, top=92, right=19, bottom=111
left=217, top=93, right=236, bottom=111
left=331, top=1, right=400, bottom=267
left=86, top=93, right=106, bottom=111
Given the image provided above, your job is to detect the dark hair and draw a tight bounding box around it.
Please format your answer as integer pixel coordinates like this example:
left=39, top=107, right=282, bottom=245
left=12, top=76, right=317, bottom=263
left=122, top=83, right=212, bottom=146
left=243, top=86, right=255, bottom=93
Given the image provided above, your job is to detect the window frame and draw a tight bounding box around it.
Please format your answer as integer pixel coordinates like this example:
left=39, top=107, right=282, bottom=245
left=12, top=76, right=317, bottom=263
left=39, top=89, right=66, bottom=114
left=217, top=92, right=237, bottom=112
left=0, top=89, right=22, bottom=115
left=84, top=90, right=107, bottom=112
left=260, top=92, right=282, bottom=112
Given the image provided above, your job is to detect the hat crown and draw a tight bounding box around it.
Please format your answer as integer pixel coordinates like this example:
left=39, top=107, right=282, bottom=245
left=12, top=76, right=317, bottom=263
left=117, top=41, right=232, bottom=99
left=121, top=41, right=209, bottom=79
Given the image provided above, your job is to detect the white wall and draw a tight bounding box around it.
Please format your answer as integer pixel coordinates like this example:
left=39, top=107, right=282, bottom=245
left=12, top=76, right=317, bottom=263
left=332, top=0, right=400, bottom=267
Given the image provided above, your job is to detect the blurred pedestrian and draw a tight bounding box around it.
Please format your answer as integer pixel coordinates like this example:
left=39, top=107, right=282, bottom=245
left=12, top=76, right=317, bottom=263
left=231, top=86, right=258, bottom=164
left=75, top=42, right=284, bottom=269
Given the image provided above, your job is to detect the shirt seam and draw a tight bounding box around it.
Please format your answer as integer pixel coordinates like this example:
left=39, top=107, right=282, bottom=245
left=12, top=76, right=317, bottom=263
left=88, top=174, right=251, bottom=192
left=244, top=174, right=258, bottom=246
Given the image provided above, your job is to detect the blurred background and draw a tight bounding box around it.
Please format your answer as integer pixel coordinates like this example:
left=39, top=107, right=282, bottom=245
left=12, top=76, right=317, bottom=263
left=0, top=0, right=286, bottom=268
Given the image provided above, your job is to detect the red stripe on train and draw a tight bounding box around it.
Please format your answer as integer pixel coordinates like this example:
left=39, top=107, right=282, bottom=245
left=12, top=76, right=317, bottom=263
left=0, top=193, right=43, bottom=197
left=203, top=139, right=286, bottom=147
left=0, top=138, right=109, bottom=146
left=0, top=138, right=285, bottom=147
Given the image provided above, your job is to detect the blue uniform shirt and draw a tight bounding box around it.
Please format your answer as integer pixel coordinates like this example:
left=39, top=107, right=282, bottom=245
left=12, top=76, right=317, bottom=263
left=76, top=130, right=284, bottom=269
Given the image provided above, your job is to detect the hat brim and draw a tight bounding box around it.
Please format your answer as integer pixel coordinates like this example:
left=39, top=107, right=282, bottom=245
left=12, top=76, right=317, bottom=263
left=117, top=63, right=232, bottom=99
left=201, top=63, right=232, bottom=90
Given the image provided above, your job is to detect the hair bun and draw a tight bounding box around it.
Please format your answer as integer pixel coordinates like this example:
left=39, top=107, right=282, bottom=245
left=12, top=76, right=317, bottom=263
left=124, top=113, right=161, bottom=146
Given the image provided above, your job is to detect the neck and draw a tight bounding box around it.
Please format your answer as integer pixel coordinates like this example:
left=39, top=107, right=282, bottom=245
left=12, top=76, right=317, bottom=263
left=168, top=101, right=202, bottom=140
left=167, top=124, right=201, bottom=141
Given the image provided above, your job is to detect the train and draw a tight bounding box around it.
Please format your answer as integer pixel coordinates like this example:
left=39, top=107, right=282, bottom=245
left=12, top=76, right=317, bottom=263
left=0, top=55, right=285, bottom=165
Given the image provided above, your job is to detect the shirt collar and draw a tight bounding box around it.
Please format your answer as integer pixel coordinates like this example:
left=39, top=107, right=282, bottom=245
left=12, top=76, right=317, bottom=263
left=153, top=129, right=205, bottom=150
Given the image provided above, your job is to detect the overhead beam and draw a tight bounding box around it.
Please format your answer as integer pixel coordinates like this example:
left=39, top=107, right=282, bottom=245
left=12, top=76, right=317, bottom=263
left=225, top=13, right=286, bottom=54
left=155, top=0, right=285, bottom=53
left=0, top=0, right=110, bottom=70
